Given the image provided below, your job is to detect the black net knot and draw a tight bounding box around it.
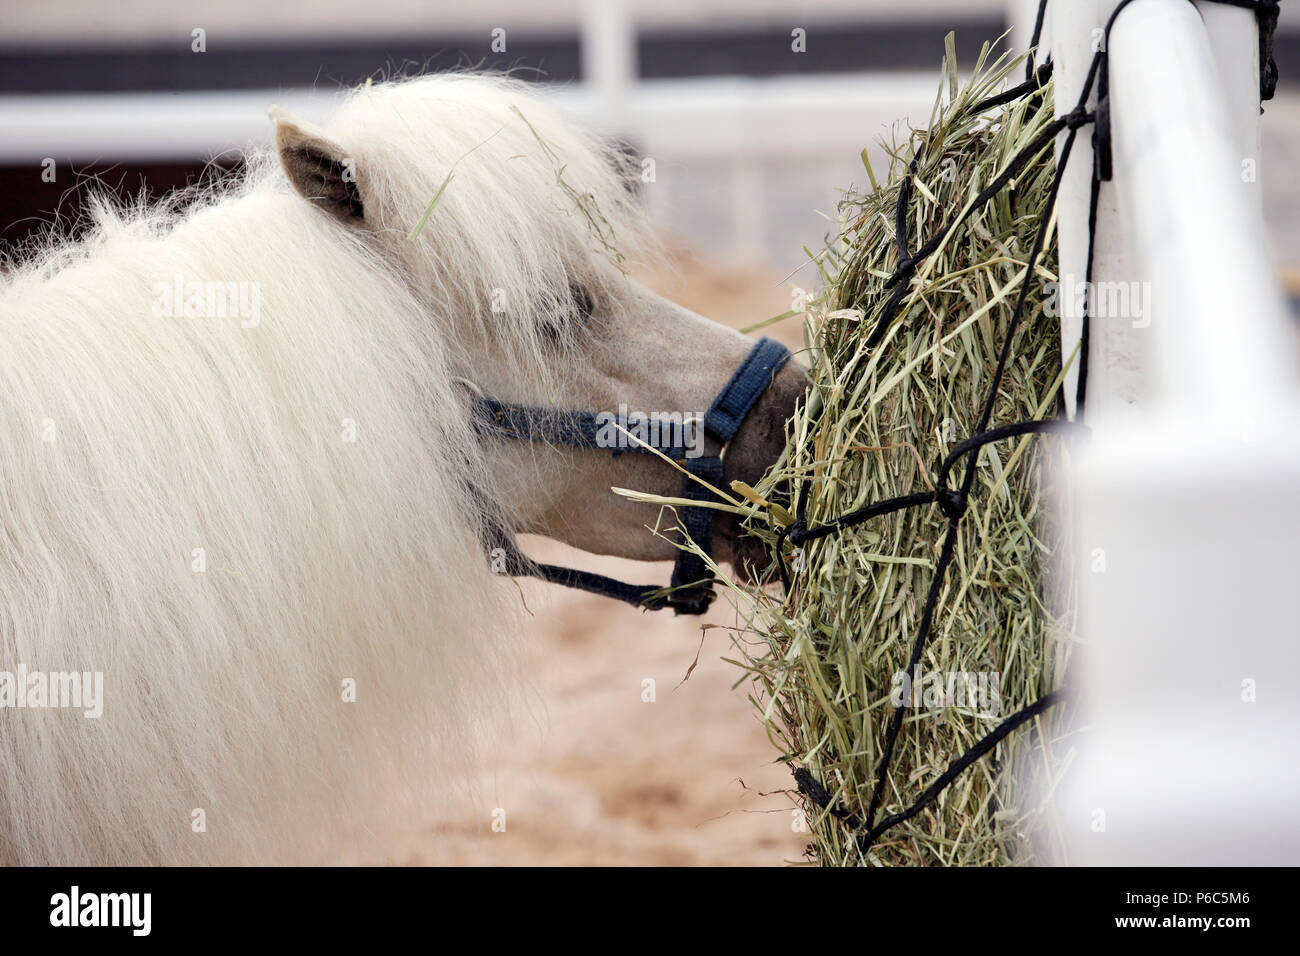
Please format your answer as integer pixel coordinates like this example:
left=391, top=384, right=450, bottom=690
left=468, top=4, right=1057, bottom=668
left=1064, top=105, right=1093, bottom=130
left=935, top=485, right=966, bottom=523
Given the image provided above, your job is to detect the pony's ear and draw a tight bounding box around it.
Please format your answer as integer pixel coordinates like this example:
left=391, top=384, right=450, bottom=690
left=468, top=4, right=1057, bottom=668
left=268, top=105, right=364, bottom=224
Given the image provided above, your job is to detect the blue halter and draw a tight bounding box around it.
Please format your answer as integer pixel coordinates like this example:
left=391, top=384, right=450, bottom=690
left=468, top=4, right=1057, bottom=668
left=473, top=337, right=792, bottom=615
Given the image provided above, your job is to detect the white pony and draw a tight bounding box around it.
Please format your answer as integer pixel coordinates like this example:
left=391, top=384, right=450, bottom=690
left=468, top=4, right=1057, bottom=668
left=0, top=73, right=803, bottom=865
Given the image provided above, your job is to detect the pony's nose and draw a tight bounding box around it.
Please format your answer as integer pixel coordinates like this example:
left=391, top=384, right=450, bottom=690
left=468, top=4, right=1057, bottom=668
left=717, top=357, right=808, bottom=581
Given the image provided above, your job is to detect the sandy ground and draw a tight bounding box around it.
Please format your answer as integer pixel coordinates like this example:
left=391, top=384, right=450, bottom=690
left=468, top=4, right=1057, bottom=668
left=391, top=252, right=813, bottom=866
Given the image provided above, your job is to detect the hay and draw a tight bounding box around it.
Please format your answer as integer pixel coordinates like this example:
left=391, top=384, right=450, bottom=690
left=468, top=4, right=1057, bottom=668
left=723, top=38, right=1078, bottom=866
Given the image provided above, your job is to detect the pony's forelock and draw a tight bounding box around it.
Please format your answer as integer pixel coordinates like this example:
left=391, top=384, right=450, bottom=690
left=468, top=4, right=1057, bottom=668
left=324, top=73, right=660, bottom=384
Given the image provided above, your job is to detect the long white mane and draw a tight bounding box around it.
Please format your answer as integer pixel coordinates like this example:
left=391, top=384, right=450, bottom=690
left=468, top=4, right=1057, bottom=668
left=0, top=73, right=649, bottom=864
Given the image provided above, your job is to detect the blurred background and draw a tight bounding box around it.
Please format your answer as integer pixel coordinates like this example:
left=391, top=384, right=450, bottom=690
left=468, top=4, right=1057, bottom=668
left=1, top=0, right=1296, bottom=864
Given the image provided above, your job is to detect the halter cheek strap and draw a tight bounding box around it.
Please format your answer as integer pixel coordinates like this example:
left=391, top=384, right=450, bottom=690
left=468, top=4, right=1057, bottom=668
left=473, top=337, right=792, bottom=615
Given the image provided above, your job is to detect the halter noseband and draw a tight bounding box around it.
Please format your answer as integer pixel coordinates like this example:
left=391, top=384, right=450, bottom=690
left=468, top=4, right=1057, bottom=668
left=473, top=337, right=792, bottom=615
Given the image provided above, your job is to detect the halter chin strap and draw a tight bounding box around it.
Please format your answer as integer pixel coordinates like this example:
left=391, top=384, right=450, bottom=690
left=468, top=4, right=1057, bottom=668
left=473, top=337, right=792, bottom=615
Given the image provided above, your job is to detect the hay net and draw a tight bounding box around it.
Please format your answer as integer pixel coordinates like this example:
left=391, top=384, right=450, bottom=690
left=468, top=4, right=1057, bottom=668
left=711, top=0, right=1280, bottom=866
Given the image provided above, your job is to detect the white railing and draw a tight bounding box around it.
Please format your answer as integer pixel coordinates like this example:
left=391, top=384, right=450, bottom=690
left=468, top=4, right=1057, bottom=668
left=1046, top=0, right=1300, bottom=865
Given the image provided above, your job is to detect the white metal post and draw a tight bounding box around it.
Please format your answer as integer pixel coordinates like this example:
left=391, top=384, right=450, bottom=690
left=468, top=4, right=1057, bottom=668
left=581, top=0, right=635, bottom=130
left=1058, top=0, right=1300, bottom=865
left=1195, top=0, right=1265, bottom=221
left=1108, top=0, right=1291, bottom=412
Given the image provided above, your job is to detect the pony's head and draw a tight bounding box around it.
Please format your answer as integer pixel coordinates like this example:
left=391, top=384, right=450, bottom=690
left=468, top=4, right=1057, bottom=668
left=268, top=75, right=805, bottom=589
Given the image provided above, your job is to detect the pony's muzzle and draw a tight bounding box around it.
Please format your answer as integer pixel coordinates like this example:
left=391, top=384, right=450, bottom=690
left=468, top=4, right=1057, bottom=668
left=717, top=357, right=809, bottom=582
